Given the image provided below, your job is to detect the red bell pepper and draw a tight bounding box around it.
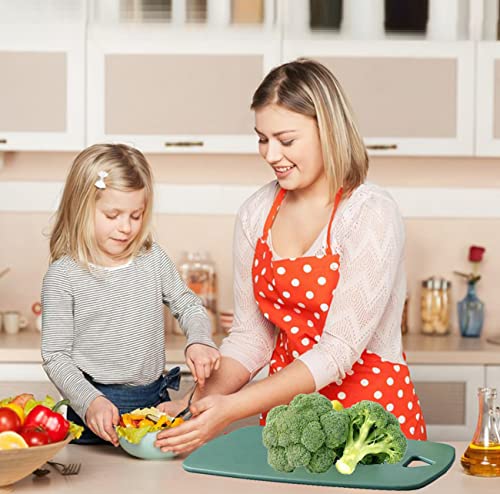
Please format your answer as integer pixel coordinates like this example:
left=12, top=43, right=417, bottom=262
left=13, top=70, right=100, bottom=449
left=23, top=399, right=70, bottom=443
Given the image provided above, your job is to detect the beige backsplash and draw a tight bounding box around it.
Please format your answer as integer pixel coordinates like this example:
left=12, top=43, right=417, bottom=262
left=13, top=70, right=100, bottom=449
left=1, top=152, right=499, bottom=336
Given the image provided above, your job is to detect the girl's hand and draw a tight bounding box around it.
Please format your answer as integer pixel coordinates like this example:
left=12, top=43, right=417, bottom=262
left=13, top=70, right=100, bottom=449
left=155, top=394, right=234, bottom=455
left=185, top=344, right=221, bottom=387
left=85, top=396, right=120, bottom=446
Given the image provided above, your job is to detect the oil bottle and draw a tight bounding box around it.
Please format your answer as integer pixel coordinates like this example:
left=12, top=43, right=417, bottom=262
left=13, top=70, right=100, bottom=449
left=461, top=387, right=500, bottom=476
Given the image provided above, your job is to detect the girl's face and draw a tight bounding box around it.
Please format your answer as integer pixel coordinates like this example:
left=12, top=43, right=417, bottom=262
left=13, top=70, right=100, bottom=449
left=94, top=187, right=146, bottom=265
left=254, top=104, right=325, bottom=192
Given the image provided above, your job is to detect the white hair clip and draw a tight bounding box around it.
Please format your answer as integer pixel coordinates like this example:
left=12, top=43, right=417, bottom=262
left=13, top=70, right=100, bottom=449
left=95, top=171, right=108, bottom=190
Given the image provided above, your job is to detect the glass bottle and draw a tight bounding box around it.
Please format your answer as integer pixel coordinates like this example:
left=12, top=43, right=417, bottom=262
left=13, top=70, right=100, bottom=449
left=458, top=281, right=484, bottom=338
left=461, top=387, right=500, bottom=477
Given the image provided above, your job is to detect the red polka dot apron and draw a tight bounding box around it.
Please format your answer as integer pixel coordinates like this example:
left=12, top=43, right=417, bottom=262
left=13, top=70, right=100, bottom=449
left=253, top=187, right=427, bottom=440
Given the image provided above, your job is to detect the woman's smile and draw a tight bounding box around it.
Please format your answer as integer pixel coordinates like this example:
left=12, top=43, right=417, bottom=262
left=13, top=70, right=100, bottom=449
left=273, top=164, right=296, bottom=179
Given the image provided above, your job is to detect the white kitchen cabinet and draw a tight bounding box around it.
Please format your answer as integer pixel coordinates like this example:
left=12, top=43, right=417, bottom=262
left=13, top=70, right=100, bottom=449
left=86, top=26, right=280, bottom=153
left=283, top=40, right=475, bottom=157
left=409, top=364, right=484, bottom=441
left=0, top=23, right=85, bottom=152
left=485, top=365, right=500, bottom=389
left=476, top=42, right=500, bottom=156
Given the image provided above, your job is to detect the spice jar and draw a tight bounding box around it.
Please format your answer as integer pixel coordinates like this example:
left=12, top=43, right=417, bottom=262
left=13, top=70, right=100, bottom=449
left=420, top=277, right=451, bottom=335
left=174, top=251, right=218, bottom=336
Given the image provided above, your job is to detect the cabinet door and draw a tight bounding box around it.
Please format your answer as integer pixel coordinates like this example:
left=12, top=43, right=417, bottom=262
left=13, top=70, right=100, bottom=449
left=0, top=24, right=84, bottom=151
left=485, top=365, right=500, bottom=388
left=283, top=41, right=474, bottom=156
left=476, top=42, right=500, bottom=156
left=409, top=364, right=484, bottom=441
left=87, top=28, right=280, bottom=153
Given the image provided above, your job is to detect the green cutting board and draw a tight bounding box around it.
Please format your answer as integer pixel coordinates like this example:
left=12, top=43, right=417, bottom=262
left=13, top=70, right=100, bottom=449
left=183, top=426, right=455, bottom=490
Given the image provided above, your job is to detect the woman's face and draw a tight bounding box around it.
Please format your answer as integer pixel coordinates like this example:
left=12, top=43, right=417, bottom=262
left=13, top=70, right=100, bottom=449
left=254, top=104, right=325, bottom=192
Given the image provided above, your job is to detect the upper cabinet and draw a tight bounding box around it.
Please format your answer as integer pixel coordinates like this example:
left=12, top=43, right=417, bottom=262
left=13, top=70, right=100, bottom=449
left=476, top=43, right=500, bottom=156
left=0, top=2, right=85, bottom=151
left=283, top=41, right=474, bottom=156
left=281, top=0, right=476, bottom=156
left=86, top=0, right=280, bottom=153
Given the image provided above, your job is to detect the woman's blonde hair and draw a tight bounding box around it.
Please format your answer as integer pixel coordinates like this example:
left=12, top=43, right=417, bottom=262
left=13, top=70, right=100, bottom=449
left=50, top=143, right=154, bottom=266
left=251, top=58, right=368, bottom=199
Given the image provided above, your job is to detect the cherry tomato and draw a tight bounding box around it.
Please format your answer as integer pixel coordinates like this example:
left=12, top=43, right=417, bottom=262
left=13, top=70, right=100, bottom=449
left=0, top=407, right=22, bottom=433
left=21, top=426, right=51, bottom=447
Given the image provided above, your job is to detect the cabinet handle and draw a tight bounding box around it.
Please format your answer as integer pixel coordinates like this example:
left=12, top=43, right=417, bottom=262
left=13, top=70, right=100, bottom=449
left=164, top=141, right=204, bottom=148
left=366, top=144, right=398, bottom=150
left=0, top=139, right=7, bottom=144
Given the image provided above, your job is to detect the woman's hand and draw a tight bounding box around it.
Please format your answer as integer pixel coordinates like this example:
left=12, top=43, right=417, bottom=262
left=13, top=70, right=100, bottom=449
left=85, top=396, right=120, bottom=446
left=156, top=399, right=187, bottom=417
left=185, top=344, right=221, bottom=387
left=155, top=394, right=235, bottom=455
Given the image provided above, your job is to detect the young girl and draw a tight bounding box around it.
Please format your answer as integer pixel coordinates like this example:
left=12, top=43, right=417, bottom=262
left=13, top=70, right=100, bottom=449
left=155, top=59, right=427, bottom=455
left=41, top=143, right=220, bottom=445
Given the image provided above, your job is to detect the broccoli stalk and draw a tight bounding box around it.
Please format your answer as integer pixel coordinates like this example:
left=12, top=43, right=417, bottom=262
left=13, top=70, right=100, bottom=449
left=335, top=401, right=407, bottom=475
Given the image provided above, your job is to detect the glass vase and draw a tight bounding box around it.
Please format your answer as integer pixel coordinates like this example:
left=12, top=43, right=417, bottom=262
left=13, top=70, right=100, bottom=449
left=458, top=282, right=484, bottom=338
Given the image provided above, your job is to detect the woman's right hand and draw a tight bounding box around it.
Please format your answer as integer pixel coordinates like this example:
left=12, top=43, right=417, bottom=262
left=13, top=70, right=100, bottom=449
left=85, top=396, right=120, bottom=446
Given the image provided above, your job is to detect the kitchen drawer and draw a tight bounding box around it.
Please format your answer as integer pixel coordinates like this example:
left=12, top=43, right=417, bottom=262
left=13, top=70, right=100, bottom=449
left=409, top=364, right=484, bottom=441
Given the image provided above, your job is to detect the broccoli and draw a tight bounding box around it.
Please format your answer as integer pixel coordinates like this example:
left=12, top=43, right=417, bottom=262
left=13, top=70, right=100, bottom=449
left=335, top=400, right=408, bottom=475
left=262, top=393, right=349, bottom=473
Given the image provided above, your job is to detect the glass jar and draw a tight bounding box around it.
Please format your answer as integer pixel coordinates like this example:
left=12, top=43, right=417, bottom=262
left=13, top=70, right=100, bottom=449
left=420, top=277, right=451, bottom=335
left=175, top=251, right=218, bottom=336
left=401, top=293, right=409, bottom=335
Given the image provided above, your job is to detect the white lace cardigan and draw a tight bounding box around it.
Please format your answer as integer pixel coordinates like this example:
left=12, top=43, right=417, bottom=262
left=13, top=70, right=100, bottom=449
left=220, top=180, right=407, bottom=390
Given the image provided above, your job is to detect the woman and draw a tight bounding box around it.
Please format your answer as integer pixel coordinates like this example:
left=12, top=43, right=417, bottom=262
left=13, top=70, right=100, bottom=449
left=156, top=58, right=426, bottom=454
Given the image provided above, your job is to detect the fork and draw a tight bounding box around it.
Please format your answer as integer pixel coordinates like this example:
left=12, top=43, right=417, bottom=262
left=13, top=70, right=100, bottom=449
left=47, top=461, right=81, bottom=476
left=171, top=382, right=198, bottom=422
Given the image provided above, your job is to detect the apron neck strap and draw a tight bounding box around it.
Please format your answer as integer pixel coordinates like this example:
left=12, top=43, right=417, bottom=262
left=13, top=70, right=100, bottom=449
left=262, top=187, right=286, bottom=239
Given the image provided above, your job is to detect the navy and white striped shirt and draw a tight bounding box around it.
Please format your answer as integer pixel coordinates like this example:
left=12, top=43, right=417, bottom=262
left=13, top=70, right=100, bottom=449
left=41, top=242, right=215, bottom=419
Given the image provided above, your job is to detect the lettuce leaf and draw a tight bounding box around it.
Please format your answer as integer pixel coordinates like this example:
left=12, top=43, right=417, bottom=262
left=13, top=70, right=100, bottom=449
left=23, top=395, right=56, bottom=416
left=69, top=421, right=84, bottom=439
left=116, top=425, right=153, bottom=444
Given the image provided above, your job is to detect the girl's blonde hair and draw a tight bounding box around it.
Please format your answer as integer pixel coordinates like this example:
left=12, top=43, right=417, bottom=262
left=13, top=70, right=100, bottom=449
left=251, top=58, right=368, bottom=200
left=50, top=143, right=154, bottom=266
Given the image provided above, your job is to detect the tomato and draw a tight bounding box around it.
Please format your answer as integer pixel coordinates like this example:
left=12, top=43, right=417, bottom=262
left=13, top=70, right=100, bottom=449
left=20, top=427, right=51, bottom=447
left=0, top=407, right=22, bottom=433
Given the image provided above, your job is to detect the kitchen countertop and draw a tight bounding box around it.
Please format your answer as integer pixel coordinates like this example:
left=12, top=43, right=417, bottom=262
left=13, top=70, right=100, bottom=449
left=8, top=440, right=499, bottom=494
left=1, top=330, right=500, bottom=365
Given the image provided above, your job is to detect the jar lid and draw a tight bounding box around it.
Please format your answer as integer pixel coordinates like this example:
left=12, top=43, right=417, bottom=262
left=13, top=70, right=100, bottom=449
left=422, top=278, right=451, bottom=289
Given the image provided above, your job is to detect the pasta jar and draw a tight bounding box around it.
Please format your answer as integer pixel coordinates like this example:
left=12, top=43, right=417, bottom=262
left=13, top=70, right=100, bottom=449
left=420, top=277, right=451, bottom=335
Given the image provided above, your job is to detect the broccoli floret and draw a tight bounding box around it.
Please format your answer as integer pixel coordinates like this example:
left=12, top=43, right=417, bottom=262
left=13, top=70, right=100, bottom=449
left=306, top=446, right=337, bottom=473
left=267, top=404, right=288, bottom=424
left=262, top=420, right=279, bottom=448
left=286, top=443, right=312, bottom=468
left=274, top=408, right=306, bottom=446
left=336, top=401, right=408, bottom=475
left=301, top=421, right=326, bottom=453
left=290, top=393, right=333, bottom=419
left=267, top=447, right=294, bottom=472
left=320, top=409, right=350, bottom=449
